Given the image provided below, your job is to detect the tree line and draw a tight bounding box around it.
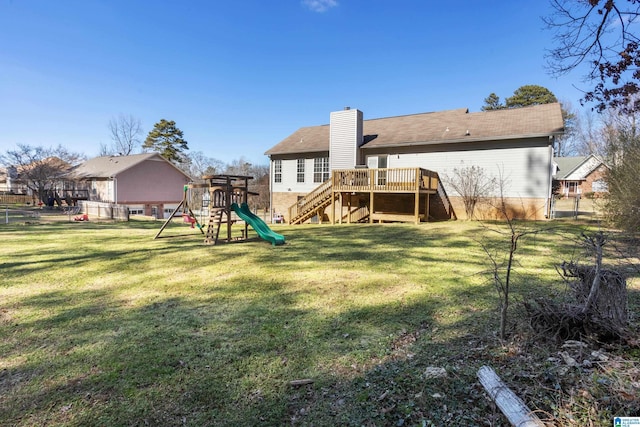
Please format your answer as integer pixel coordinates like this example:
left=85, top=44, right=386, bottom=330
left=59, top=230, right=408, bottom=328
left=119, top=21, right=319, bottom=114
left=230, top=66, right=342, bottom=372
left=1, top=117, right=270, bottom=211
left=4, top=0, right=640, bottom=232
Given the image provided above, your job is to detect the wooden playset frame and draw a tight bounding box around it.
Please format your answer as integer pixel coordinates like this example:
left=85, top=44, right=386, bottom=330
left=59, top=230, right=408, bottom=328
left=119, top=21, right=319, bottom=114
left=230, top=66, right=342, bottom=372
left=154, top=174, right=255, bottom=245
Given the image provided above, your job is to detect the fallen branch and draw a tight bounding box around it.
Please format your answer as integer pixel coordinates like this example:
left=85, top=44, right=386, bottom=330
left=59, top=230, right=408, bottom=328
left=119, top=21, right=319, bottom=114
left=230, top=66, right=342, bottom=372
left=477, top=366, right=544, bottom=427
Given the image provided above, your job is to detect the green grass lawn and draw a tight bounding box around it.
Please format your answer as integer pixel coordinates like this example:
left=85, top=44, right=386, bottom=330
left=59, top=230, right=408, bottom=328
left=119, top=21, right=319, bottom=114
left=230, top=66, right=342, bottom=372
left=0, top=217, right=637, bottom=426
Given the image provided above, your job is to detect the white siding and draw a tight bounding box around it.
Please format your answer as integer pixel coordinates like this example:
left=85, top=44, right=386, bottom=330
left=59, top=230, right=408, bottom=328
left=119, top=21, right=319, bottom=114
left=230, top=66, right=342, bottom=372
left=385, top=144, right=552, bottom=198
left=330, top=109, right=363, bottom=170
left=271, top=158, right=320, bottom=193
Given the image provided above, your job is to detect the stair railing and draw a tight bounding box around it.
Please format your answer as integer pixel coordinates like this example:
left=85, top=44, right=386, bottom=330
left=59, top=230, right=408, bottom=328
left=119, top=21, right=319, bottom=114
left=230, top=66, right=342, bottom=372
left=288, top=178, right=334, bottom=224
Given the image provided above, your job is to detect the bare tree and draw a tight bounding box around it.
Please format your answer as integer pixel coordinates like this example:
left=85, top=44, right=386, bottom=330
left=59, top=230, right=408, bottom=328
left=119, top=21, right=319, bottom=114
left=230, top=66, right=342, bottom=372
left=224, top=157, right=270, bottom=210
left=545, top=0, right=640, bottom=112
left=444, top=165, right=497, bottom=219
left=98, top=142, right=114, bottom=157
left=571, top=109, right=608, bottom=156
left=177, top=151, right=226, bottom=210
left=107, top=114, right=143, bottom=156
left=180, top=151, right=225, bottom=180
left=480, top=176, right=544, bottom=340
left=554, top=99, right=581, bottom=156
left=601, top=106, right=640, bottom=231
left=1, top=144, right=85, bottom=203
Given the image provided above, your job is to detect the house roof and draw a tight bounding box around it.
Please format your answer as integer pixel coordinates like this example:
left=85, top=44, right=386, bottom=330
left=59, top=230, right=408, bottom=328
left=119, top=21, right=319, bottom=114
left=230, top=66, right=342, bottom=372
left=553, top=156, right=587, bottom=180
left=265, top=103, right=565, bottom=155
left=17, top=156, right=73, bottom=176
left=553, top=154, right=608, bottom=180
left=71, top=153, right=191, bottom=180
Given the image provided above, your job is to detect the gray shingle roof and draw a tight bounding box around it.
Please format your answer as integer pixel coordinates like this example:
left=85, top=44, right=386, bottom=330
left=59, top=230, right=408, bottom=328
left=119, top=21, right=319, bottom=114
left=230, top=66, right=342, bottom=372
left=553, top=156, right=588, bottom=180
left=265, top=103, right=564, bottom=155
left=553, top=154, right=608, bottom=180
left=71, top=153, right=190, bottom=180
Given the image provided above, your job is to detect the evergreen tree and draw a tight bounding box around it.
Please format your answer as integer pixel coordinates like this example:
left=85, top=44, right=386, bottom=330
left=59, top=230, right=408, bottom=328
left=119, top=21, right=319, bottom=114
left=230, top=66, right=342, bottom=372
left=481, top=93, right=504, bottom=111
left=143, top=119, right=189, bottom=164
left=505, top=85, right=558, bottom=108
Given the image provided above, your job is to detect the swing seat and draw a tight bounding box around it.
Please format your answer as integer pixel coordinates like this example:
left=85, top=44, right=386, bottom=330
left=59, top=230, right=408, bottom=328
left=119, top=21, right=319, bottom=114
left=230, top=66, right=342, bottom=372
left=182, top=214, right=196, bottom=228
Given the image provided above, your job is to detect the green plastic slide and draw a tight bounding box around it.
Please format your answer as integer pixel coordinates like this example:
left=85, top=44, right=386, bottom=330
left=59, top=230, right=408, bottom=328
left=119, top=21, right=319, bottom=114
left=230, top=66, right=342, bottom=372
left=231, top=203, right=286, bottom=246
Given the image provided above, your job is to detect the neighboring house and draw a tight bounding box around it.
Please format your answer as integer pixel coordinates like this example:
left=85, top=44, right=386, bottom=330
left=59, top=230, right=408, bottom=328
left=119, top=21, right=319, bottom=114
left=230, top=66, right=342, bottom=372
left=265, top=103, right=564, bottom=222
left=0, top=167, right=14, bottom=193
left=8, top=157, right=77, bottom=202
left=553, top=154, right=609, bottom=197
left=71, top=153, right=191, bottom=219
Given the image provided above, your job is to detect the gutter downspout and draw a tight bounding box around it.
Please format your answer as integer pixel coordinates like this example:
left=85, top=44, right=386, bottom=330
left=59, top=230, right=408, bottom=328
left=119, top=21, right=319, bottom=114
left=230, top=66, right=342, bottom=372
left=546, top=137, right=554, bottom=218
left=110, top=176, right=117, bottom=205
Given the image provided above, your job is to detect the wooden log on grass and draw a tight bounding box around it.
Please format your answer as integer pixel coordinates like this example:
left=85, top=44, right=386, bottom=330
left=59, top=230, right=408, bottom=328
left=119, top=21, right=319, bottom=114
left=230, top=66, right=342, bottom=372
left=477, top=366, right=544, bottom=427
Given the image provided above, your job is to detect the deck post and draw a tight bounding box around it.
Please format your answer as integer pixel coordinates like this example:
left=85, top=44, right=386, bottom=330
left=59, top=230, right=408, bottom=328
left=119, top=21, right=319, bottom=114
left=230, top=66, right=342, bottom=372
left=425, top=193, right=430, bottom=222
left=414, top=169, right=420, bottom=224
left=369, top=191, right=374, bottom=223
left=330, top=184, right=335, bottom=224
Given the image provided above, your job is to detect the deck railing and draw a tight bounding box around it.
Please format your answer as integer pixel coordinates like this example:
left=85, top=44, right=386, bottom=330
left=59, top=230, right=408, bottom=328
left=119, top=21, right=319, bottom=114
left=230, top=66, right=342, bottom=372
left=332, top=168, right=438, bottom=193
left=288, top=179, right=334, bottom=224
left=288, top=167, right=449, bottom=224
left=341, top=205, right=370, bottom=223
left=436, top=180, right=456, bottom=219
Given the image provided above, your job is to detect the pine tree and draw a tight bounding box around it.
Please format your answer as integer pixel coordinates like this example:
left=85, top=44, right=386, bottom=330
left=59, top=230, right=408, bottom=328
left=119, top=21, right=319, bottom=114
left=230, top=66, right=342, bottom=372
left=481, top=93, right=504, bottom=111
left=143, top=119, right=189, bottom=164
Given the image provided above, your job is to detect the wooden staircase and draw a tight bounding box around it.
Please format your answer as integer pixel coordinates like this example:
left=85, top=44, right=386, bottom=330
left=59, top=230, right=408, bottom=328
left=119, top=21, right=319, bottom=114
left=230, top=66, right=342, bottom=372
left=288, top=179, right=337, bottom=225
left=433, top=180, right=457, bottom=220
left=287, top=168, right=456, bottom=224
left=204, top=208, right=225, bottom=245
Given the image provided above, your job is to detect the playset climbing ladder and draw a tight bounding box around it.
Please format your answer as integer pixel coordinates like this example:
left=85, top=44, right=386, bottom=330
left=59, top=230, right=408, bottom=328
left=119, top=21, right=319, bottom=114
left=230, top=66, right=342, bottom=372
left=155, top=174, right=284, bottom=246
left=204, top=208, right=225, bottom=244
left=200, top=174, right=252, bottom=245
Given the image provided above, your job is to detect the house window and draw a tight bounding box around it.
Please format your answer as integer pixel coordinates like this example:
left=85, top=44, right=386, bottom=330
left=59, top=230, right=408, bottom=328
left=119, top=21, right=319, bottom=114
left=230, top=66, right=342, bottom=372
left=592, top=179, right=608, bottom=192
left=297, top=159, right=305, bottom=183
left=274, top=160, right=282, bottom=183
left=313, top=157, right=330, bottom=183
left=130, top=209, right=144, bottom=215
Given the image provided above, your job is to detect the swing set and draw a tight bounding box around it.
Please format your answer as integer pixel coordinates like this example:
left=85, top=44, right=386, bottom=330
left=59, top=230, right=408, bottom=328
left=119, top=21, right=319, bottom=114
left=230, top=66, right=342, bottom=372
left=154, top=175, right=255, bottom=245
left=154, top=184, right=204, bottom=238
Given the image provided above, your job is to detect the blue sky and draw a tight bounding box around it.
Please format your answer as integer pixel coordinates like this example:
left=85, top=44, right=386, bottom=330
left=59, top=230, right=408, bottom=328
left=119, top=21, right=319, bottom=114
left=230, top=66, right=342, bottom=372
left=1, top=0, right=590, bottom=165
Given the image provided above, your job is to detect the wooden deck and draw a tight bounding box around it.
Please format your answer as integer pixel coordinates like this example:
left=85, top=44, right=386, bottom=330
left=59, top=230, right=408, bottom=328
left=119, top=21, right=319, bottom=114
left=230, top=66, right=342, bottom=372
left=288, top=168, right=452, bottom=225
left=332, top=167, right=438, bottom=193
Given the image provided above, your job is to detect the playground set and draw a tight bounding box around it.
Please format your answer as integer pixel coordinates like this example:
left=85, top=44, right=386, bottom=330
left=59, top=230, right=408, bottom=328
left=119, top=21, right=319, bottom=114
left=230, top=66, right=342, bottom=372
left=155, top=174, right=285, bottom=246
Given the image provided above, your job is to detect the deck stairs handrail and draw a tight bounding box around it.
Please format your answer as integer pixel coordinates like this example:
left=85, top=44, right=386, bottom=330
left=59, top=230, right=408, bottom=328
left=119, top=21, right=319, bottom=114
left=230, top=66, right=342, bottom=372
left=287, top=167, right=456, bottom=224
left=288, top=178, right=336, bottom=224
left=436, top=177, right=457, bottom=220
